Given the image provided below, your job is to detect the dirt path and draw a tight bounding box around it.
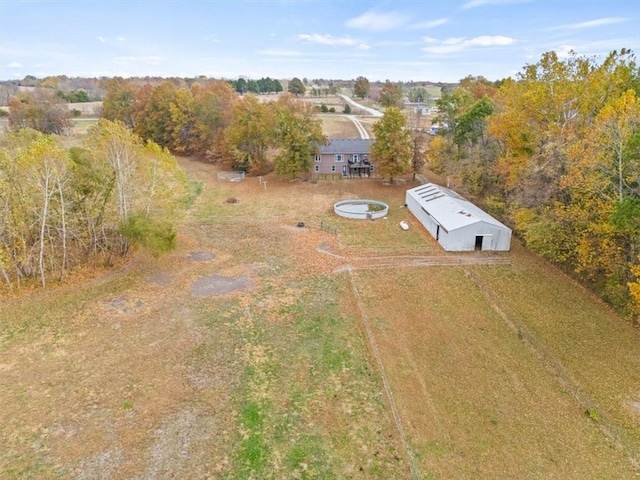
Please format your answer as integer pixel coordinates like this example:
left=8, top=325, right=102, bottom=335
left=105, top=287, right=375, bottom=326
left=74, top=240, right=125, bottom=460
left=316, top=242, right=510, bottom=272
left=343, top=114, right=370, bottom=139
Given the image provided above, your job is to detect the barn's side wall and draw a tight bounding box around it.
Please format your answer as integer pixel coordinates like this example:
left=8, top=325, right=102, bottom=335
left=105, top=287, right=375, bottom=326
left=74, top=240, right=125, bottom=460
left=405, top=191, right=447, bottom=250
left=405, top=190, right=512, bottom=251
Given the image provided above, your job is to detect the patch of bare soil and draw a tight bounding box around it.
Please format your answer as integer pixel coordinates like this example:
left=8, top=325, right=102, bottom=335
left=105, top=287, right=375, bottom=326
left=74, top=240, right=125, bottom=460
left=190, top=274, right=253, bottom=296
left=187, top=251, right=215, bottom=261
left=145, top=272, right=172, bottom=286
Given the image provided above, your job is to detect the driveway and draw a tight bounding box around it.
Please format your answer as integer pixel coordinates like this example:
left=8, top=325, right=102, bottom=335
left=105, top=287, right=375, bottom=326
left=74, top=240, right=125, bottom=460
left=337, top=94, right=383, bottom=117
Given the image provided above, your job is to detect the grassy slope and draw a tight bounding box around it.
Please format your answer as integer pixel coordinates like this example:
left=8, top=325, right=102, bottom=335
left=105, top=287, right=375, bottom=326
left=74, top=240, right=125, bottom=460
left=1, top=160, right=639, bottom=479
left=355, top=262, right=639, bottom=478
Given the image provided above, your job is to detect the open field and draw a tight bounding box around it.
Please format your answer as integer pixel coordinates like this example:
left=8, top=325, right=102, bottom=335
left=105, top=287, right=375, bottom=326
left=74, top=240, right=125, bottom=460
left=1, top=158, right=640, bottom=479
left=70, top=118, right=99, bottom=134
left=67, top=101, right=102, bottom=117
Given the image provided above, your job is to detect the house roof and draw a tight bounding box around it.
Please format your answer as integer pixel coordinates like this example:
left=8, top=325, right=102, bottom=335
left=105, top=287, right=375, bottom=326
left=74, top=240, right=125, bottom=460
left=320, top=138, right=373, bottom=155
left=406, top=183, right=512, bottom=232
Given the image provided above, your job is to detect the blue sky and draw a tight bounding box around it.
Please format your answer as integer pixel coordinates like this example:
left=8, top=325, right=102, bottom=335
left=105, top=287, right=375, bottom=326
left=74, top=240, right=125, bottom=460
left=1, top=0, right=639, bottom=83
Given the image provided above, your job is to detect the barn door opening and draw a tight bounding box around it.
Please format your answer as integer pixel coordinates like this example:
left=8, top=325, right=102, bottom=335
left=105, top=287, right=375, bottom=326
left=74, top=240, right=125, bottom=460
left=475, top=235, right=483, bottom=251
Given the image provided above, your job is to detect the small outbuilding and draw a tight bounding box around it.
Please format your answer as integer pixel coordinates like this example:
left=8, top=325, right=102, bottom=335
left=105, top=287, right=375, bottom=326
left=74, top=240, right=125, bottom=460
left=406, top=183, right=512, bottom=251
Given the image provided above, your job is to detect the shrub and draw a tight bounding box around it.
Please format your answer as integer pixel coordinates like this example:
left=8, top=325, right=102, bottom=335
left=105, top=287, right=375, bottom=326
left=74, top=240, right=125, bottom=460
left=120, top=214, right=177, bottom=257
left=585, top=408, right=600, bottom=421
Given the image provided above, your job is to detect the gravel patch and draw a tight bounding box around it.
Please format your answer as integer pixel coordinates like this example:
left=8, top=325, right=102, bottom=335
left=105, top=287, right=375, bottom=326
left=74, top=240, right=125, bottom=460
left=137, top=410, right=216, bottom=480
left=191, top=274, right=253, bottom=296
left=76, top=446, right=123, bottom=480
left=188, top=252, right=215, bottom=261
left=103, top=296, right=144, bottom=314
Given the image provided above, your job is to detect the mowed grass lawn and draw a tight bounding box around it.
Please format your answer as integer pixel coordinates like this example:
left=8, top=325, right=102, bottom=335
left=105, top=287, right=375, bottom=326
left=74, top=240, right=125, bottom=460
left=355, top=261, right=640, bottom=478
left=1, top=158, right=639, bottom=479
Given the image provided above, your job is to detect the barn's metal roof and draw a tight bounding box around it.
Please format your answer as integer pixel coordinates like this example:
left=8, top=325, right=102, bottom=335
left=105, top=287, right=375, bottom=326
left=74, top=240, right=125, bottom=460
left=320, top=138, right=373, bottom=155
left=406, top=183, right=511, bottom=232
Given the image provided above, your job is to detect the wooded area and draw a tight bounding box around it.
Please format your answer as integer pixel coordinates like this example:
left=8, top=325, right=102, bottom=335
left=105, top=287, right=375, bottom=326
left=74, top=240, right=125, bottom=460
left=0, top=121, right=188, bottom=289
left=100, top=78, right=326, bottom=176
left=1, top=49, right=639, bottom=317
left=428, top=50, right=640, bottom=317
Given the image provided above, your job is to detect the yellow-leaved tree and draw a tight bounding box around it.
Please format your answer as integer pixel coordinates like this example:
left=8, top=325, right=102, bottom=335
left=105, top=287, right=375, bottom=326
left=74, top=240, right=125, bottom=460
left=629, top=258, right=640, bottom=317
left=87, top=119, right=187, bottom=257
left=225, top=94, right=275, bottom=174
left=371, top=107, right=412, bottom=183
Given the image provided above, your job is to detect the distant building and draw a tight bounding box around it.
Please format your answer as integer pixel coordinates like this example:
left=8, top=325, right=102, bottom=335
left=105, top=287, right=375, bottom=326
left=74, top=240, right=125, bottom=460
left=428, top=122, right=448, bottom=135
left=404, top=102, right=429, bottom=114
left=406, top=183, right=512, bottom=251
left=313, top=138, right=374, bottom=178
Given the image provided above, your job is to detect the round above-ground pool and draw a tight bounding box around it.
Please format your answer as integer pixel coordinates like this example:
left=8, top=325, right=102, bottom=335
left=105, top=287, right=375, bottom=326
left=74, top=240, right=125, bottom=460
left=334, top=199, right=389, bottom=220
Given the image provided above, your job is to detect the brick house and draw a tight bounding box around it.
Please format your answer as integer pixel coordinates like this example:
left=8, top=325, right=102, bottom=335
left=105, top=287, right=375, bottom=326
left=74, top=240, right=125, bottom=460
left=312, top=138, right=374, bottom=178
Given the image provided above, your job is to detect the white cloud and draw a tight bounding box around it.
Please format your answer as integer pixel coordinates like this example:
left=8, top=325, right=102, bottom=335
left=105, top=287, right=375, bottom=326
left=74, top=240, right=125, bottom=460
left=116, top=36, right=126, bottom=42
left=442, top=37, right=467, bottom=45
left=97, top=36, right=106, bottom=43
left=345, top=11, right=408, bottom=32
left=462, top=0, right=529, bottom=9
left=8, top=61, right=22, bottom=68
left=410, top=18, right=449, bottom=30
left=532, top=38, right=634, bottom=61
left=466, top=35, right=515, bottom=46
left=553, top=45, right=577, bottom=58
left=568, top=17, right=627, bottom=29
left=422, top=35, right=515, bottom=54
left=298, top=34, right=358, bottom=47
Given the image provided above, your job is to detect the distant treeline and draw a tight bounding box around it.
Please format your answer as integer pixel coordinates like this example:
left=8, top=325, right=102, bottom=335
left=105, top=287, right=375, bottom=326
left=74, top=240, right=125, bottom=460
left=0, top=74, right=456, bottom=106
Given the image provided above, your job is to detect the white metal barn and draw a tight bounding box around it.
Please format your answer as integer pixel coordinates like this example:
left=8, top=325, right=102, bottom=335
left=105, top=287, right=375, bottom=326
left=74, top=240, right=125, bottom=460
left=406, top=183, right=512, bottom=252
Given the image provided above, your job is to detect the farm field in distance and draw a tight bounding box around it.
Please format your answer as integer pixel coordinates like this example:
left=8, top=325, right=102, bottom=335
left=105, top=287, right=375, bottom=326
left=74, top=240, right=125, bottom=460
left=1, top=156, right=640, bottom=478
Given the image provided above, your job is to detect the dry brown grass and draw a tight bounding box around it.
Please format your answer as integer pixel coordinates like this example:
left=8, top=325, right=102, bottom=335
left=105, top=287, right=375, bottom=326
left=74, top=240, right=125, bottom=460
left=352, top=261, right=640, bottom=478
left=317, top=114, right=361, bottom=138
left=1, top=157, right=639, bottom=479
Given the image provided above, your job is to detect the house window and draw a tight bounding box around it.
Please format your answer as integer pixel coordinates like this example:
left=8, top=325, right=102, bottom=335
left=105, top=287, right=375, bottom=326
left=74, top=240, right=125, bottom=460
left=331, top=165, right=336, bottom=172
left=369, top=165, right=374, bottom=172
left=353, top=154, right=358, bottom=162
left=314, top=165, right=319, bottom=172
left=315, top=155, right=321, bottom=162
left=335, top=154, right=343, bottom=162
